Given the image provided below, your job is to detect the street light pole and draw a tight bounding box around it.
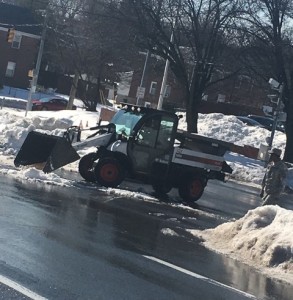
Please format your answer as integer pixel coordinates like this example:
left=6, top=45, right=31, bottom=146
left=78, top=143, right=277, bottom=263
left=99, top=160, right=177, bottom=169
left=25, top=8, right=48, bottom=116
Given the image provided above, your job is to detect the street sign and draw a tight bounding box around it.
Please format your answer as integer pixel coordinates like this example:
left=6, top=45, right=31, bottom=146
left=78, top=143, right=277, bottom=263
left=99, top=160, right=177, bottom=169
left=7, top=28, right=15, bottom=43
left=136, top=87, right=145, bottom=98
left=28, top=69, right=34, bottom=78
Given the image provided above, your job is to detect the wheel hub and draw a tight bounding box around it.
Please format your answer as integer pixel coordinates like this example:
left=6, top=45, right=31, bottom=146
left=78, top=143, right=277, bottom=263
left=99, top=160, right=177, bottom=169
left=100, top=164, right=118, bottom=182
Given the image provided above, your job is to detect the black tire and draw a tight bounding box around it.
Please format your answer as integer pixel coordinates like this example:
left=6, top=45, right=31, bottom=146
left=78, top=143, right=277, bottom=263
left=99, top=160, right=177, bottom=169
left=152, top=182, right=172, bottom=194
left=94, top=157, right=125, bottom=188
left=78, top=152, right=97, bottom=182
left=41, top=106, right=48, bottom=111
left=178, top=177, right=205, bottom=203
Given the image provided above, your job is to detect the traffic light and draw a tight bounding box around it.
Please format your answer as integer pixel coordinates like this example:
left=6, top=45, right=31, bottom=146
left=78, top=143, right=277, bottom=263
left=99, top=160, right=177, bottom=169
left=6, top=28, right=15, bottom=43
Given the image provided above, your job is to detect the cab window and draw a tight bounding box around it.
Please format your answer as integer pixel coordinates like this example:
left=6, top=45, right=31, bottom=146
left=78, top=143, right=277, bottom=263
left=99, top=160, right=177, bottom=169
left=136, top=117, right=160, bottom=147
left=136, top=115, right=176, bottom=149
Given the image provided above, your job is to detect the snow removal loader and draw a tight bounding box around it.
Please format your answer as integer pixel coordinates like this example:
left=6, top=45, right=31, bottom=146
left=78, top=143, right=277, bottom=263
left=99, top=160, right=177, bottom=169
left=14, top=104, right=235, bottom=203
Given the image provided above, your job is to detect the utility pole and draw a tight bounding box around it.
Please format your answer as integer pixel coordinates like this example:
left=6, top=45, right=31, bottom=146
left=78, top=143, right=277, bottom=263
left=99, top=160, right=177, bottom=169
left=157, top=0, right=181, bottom=110
left=67, top=70, right=79, bottom=110
left=157, top=33, right=173, bottom=111
left=136, top=50, right=150, bottom=105
left=25, top=7, right=48, bottom=116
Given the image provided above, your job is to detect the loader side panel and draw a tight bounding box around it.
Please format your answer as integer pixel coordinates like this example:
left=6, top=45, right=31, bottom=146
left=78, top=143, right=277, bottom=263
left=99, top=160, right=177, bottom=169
left=172, top=147, right=224, bottom=171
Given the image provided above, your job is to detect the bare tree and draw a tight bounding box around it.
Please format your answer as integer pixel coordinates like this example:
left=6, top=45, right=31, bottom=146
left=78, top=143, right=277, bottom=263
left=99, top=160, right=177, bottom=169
left=45, top=0, right=134, bottom=111
left=240, top=0, right=293, bottom=162
left=113, top=0, right=243, bottom=132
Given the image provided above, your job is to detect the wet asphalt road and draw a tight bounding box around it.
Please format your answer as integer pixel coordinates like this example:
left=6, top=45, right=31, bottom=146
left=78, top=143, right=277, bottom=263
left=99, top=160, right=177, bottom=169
left=0, top=174, right=292, bottom=300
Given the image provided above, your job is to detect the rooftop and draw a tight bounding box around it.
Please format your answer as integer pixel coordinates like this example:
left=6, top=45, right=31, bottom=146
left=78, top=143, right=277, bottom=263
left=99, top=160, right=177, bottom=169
left=0, top=3, right=41, bottom=36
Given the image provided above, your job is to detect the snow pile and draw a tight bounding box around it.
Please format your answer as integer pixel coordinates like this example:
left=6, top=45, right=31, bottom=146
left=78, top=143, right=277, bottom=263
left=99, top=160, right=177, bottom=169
left=178, top=112, right=286, bottom=149
left=1, top=166, right=74, bottom=187
left=0, top=106, right=292, bottom=187
left=189, top=206, right=293, bottom=283
left=0, top=104, right=292, bottom=186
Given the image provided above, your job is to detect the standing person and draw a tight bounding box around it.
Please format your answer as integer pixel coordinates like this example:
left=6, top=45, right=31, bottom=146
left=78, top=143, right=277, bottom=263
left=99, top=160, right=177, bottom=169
left=260, top=148, right=288, bottom=206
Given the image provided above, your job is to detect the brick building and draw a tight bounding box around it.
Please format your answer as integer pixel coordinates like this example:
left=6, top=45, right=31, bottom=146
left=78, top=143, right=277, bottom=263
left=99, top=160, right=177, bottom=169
left=123, top=54, right=268, bottom=115
left=125, top=54, right=185, bottom=110
left=0, top=3, right=40, bottom=89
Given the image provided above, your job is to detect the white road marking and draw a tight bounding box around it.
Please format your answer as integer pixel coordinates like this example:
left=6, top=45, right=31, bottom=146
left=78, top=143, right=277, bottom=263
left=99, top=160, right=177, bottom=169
left=143, top=255, right=257, bottom=299
left=0, top=274, right=47, bottom=300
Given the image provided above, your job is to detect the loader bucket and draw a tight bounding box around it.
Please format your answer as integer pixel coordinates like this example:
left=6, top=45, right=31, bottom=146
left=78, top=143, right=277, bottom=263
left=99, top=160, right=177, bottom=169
left=14, top=131, right=80, bottom=173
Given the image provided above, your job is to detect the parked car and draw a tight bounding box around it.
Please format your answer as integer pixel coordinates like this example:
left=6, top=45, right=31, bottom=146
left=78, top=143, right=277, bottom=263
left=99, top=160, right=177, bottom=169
left=236, top=116, right=265, bottom=128
left=247, top=115, right=285, bottom=132
left=32, top=96, right=76, bottom=111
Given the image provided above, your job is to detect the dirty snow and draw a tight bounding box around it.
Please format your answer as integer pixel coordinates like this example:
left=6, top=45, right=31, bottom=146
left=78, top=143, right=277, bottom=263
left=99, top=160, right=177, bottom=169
left=189, top=206, right=292, bottom=284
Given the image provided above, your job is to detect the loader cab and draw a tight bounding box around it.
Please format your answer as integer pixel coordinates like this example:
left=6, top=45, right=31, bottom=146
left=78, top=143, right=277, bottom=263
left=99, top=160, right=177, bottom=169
left=125, top=107, right=179, bottom=176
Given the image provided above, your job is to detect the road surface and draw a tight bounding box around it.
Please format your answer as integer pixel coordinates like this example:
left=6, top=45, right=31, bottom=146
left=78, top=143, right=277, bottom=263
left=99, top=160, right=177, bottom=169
left=0, top=174, right=292, bottom=299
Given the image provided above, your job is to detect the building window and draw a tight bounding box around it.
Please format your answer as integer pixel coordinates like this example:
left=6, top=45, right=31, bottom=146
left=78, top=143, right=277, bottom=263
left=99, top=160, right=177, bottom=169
left=11, top=33, right=22, bottom=49
left=5, top=61, right=16, bottom=77
left=164, top=85, right=171, bottom=98
left=149, top=81, right=157, bottom=95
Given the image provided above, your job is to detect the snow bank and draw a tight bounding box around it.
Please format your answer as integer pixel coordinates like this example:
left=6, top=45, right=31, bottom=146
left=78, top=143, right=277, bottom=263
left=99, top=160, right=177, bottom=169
left=0, top=106, right=291, bottom=188
left=189, top=206, right=293, bottom=283
left=178, top=113, right=286, bottom=150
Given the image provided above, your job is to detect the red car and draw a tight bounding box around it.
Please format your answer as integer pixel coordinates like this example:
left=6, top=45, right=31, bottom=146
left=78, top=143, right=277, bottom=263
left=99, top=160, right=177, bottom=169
left=32, top=96, right=76, bottom=111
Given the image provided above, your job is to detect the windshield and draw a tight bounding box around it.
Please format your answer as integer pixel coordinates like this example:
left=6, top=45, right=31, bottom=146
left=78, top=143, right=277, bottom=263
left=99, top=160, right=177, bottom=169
left=110, top=110, right=143, bottom=136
